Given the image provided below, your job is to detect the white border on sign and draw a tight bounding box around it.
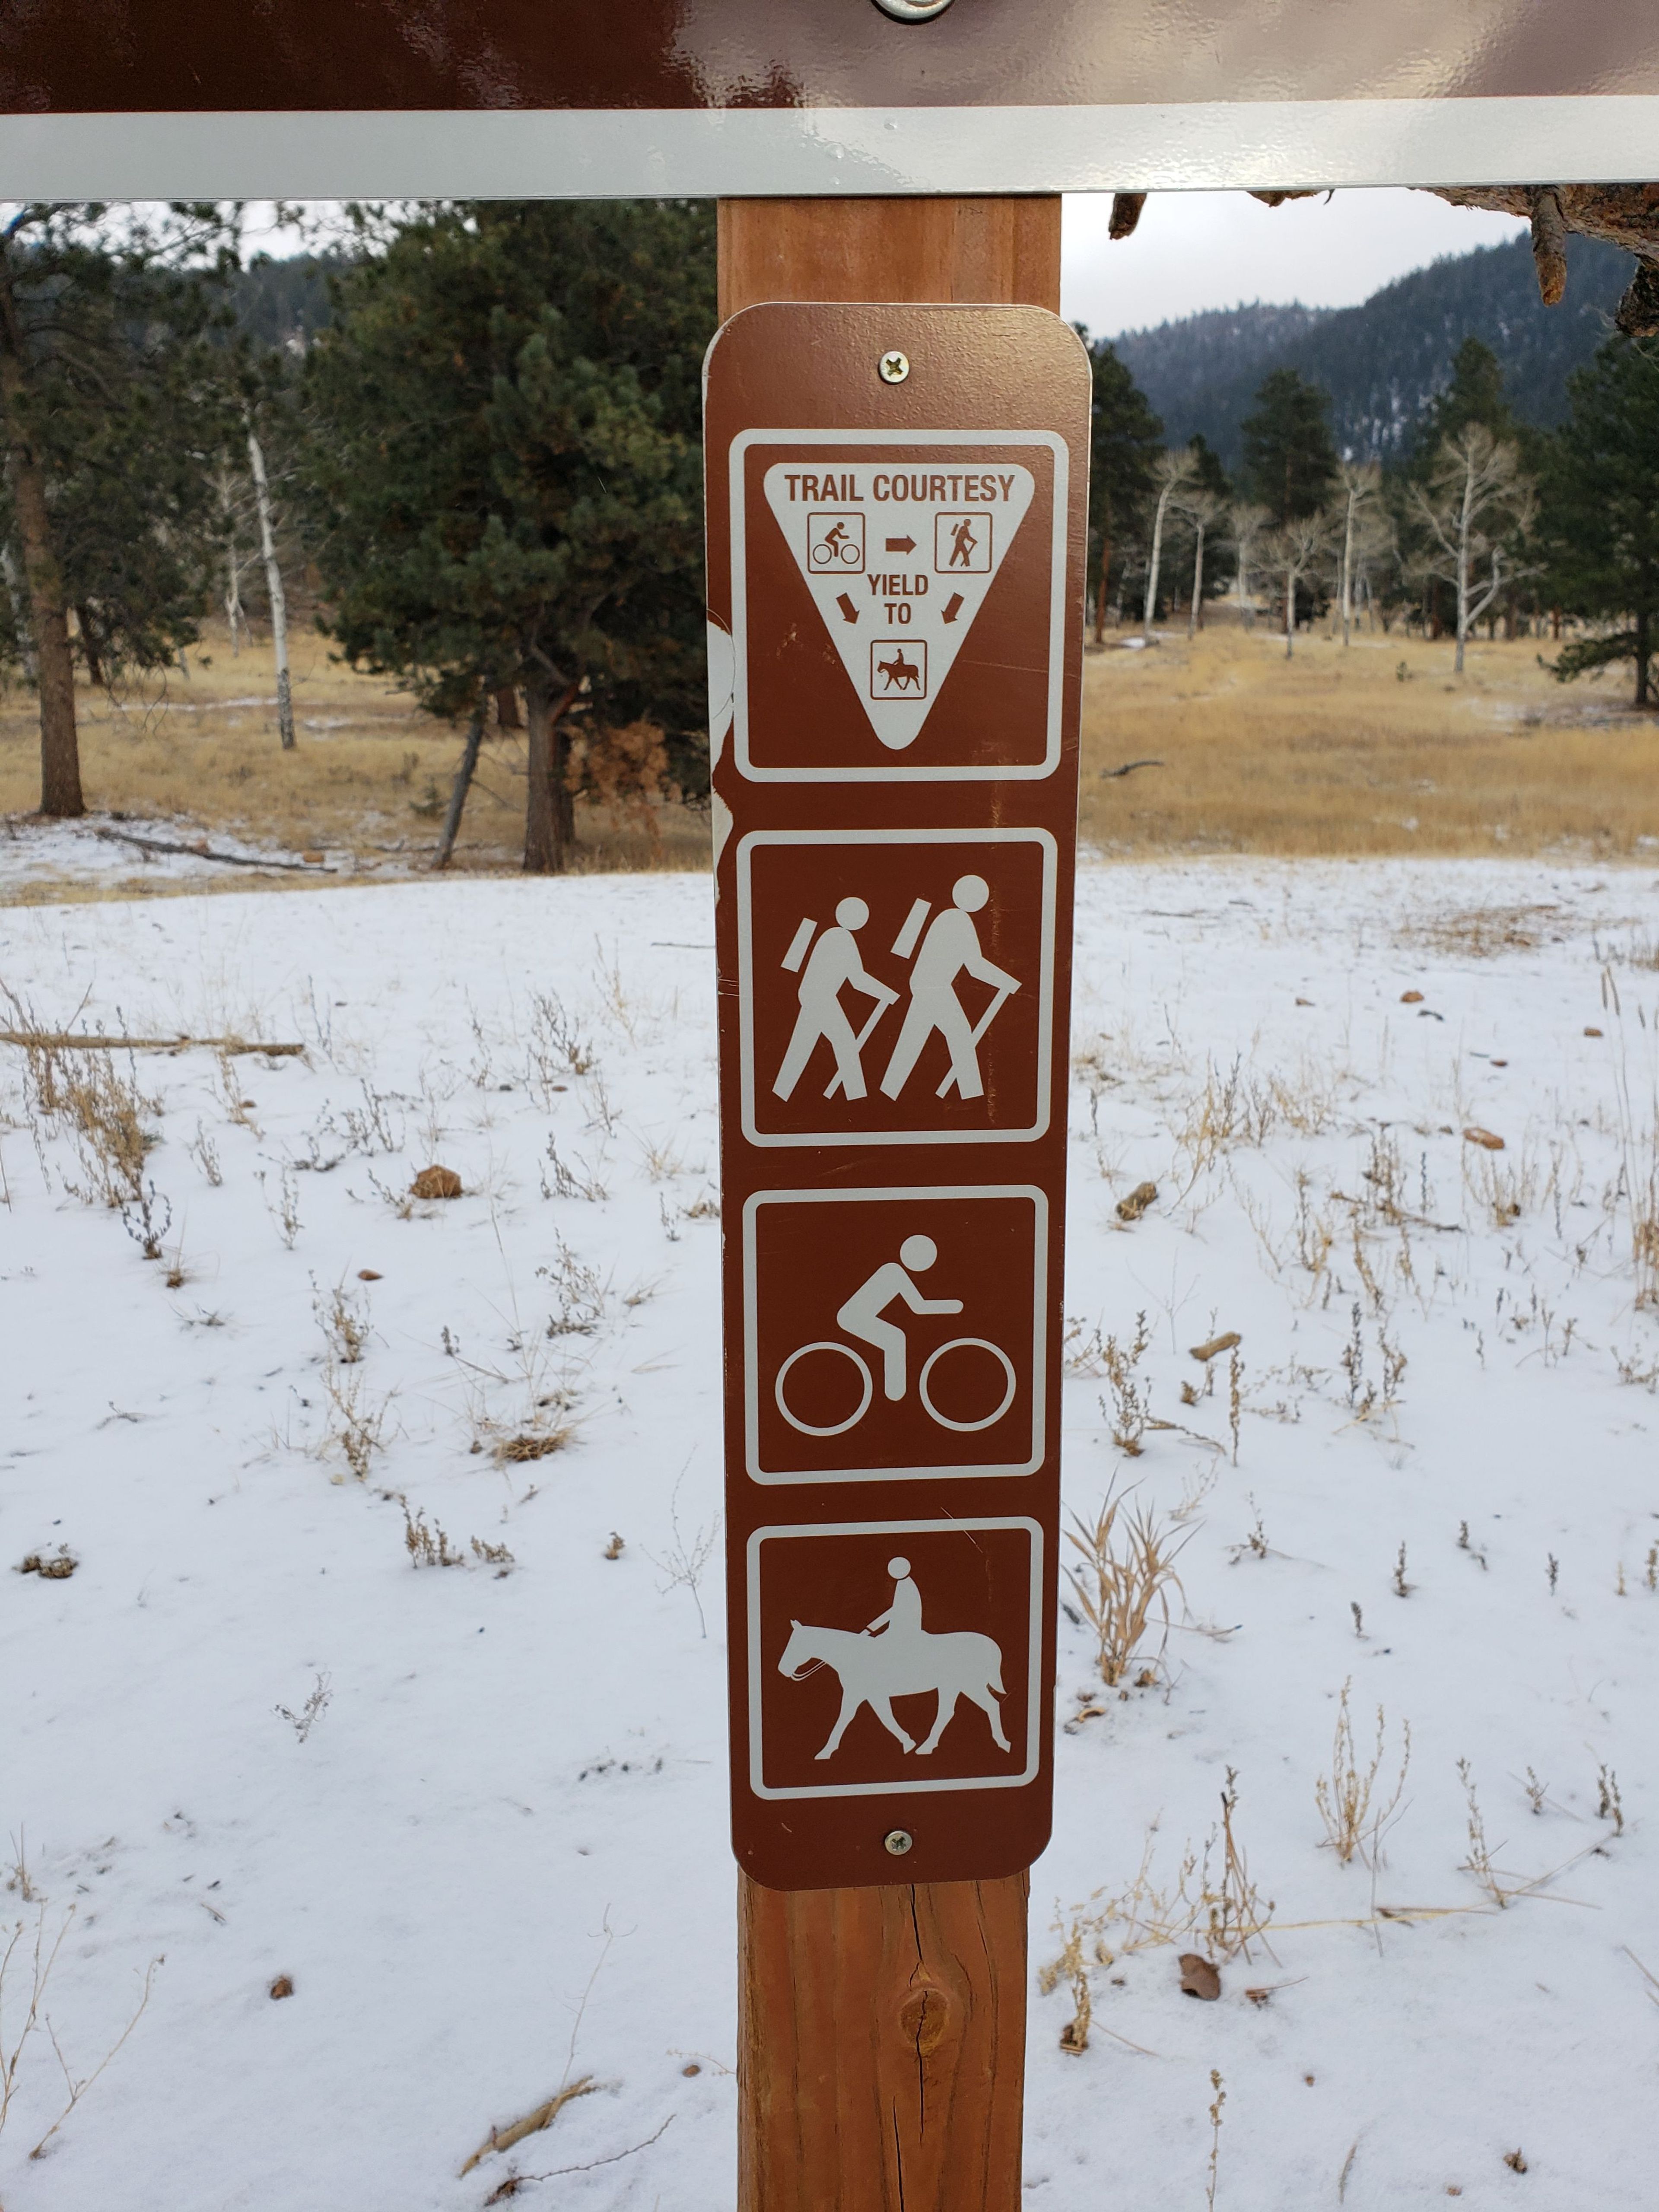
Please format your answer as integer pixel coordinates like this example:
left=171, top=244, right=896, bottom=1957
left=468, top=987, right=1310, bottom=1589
left=746, top=1516, right=1045, bottom=1802
left=741, top=1183, right=1049, bottom=1484
left=729, top=430, right=1068, bottom=785
left=736, top=826, right=1057, bottom=1149
left=3, top=100, right=1656, bottom=197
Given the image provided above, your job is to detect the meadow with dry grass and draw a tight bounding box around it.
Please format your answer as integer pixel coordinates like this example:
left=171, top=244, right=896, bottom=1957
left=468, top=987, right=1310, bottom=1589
left=1081, top=614, right=1659, bottom=861
left=0, top=623, right=707, bottom=901
left=6, top=606, right=1659, bottom=907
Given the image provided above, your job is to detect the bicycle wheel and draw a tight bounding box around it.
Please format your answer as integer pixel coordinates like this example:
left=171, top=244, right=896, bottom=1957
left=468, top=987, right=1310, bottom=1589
left=918, top=1338, right=1016, bottom=1433
left=775, top=1341, right=873, bottom=1438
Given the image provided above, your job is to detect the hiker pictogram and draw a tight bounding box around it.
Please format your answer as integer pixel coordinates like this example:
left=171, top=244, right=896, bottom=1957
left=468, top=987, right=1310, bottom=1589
left=773, top=896, right=898, bottom=1103
left=779, top=1557, right=1011, bottom=1761
left=766, top=872, right=1023, bottom=1111
left=871, top=641, right=926, bottom=698
left=939, top=512, right=992, bottom=572
left=879, top=875, right=1019, bottom=1103
left=760, top=456, right=1039, bottom=756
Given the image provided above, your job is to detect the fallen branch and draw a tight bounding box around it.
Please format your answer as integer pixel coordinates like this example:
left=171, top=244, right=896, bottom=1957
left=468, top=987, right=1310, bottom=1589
left=0, top=1032, right=304, bottom=1056
left=459, top=2076, right=596, bottom=2176
left=91, top=825, right=319, bottom=872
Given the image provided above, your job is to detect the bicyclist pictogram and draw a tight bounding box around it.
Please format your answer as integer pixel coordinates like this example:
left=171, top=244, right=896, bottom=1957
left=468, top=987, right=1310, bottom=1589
left=808, top=511, right=865, bottom=569
left=742, top=1185, right=1048, bottom=1483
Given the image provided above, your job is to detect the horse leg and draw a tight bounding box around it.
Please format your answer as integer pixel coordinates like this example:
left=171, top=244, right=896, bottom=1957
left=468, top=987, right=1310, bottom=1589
left=915, top=1690, right=958, bottom=1755
left=867, top=1695, right=917, bottom=1754
left=969, top=1683, right=1012, bottom=1753
left=817, top=1689, right=863, bottom=1760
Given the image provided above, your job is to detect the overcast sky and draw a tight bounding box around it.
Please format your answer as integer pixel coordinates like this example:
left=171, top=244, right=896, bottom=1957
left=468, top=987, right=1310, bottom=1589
left=1061, top=187, right=1529, bottom=340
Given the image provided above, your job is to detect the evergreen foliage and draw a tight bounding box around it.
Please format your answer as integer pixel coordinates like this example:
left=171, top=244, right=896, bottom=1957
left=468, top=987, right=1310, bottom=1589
left=302, top=200, right=715, bottom=871
left=1540, top=337, right=1659, bottom=707
left=1241, top=369, right=1339, bottom=524
left=1081, top=336, right=1163, bottom=637
left=0, top=203, right=237, bottom=815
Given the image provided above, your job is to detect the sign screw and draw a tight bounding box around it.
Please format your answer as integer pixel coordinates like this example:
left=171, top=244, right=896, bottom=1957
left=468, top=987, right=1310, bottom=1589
left=872, top=0, right=956, bottom=18
left=884, top=1828, right=914, bottom=1856
left=878, top=350, right=911, bottom=385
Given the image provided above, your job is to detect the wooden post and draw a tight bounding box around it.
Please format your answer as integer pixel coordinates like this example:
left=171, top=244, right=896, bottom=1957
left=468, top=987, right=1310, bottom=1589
left=720, top=191, right=1061, bottom=2212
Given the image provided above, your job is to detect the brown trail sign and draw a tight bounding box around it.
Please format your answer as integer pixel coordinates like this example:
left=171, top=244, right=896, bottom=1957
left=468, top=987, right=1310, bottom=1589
left=706, top=302, right=1088, bottom=1902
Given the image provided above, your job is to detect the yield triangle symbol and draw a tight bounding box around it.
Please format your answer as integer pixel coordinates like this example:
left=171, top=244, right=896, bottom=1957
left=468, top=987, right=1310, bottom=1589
left=764, top=461, right=1035, bottom=752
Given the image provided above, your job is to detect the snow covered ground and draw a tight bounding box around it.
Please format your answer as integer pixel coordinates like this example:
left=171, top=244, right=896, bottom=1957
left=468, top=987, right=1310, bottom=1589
left=2, top=858, right=1656, bottom=2211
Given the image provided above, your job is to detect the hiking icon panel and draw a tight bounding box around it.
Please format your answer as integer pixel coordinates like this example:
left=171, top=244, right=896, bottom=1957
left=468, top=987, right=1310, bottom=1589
left=732, top=432, right=1066, bottom=782
left=746, top=1518, right=1042, bottom=1800
left=742, top=1185, right=1047, bottom=1484
left=737, top=828, right=1056, bottom=1148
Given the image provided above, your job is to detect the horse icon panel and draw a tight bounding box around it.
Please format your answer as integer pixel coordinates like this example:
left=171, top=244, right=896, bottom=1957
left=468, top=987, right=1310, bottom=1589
left=734, top=435, right=1064, bottom=779
left=738, top=829, right=1056, bottom=1147
left=871, top=639, right=927, bottom=700
left=743, top=1185, right=1046, bottom=1482
left=747, top=1520, right=1042, bottom=1800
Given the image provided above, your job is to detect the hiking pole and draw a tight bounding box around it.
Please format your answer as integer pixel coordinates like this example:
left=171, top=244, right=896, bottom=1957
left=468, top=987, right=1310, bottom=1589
left=936, top=981, right=1018, bottom=1098
left=825, top=995, right=896, bottom=1099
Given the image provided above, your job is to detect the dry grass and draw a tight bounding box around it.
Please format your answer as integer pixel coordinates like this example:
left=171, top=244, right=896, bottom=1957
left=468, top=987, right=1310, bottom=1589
left=1314, top=1679, right=1412, bottom=1867
left=0, top=621, right=710, bottom=899
left=1081, top=614, right=1659, bottom=860
left=1065, top=1478, right=1193, bottom=1689
left=11, top=609, right=1659, bottom=898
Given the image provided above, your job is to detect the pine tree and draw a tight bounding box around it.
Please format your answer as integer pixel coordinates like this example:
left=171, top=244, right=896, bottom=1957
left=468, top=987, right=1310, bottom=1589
left=1540, top=337, right=1659, bottom=707
left=1240, top=369, right=1338, bottom=525
left=0, top=205, right=234, bottom=816
left=1083, top=338, right=1163, bottom=642
left=1411, top=336, right=1518, bottom=463
left=303, top=200, right=714, bottom=872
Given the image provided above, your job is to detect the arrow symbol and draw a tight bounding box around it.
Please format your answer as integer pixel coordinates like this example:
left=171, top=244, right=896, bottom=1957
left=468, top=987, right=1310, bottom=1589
left=884, top=535, right=915, bottom=554
left=835, top=592, right=859, bottom=625
left=942, top=592, right=965, bottom=623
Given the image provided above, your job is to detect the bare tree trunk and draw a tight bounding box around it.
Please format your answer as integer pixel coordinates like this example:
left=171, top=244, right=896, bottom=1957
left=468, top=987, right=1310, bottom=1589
left=1454, top=448, right=1474, bottom=675
left=1187, top=523, right=1205, bottom=639
left=247, top=425, right=295, bottom=751
left=226, top=531, right=244, bottom=654
left=0, top=261, right=83, bottom=817
left=1284, top=558, right=1295, bottom=658
left=1637, top=606, right=1651, bottom=709
left=1143, top=486, right=1174, bottom=641
left=3, top=424, right=81, bottom=815
left=494, top=685, right=522, bottom=730
left=524, top=674, right=580, bottom=875
left=1340, top=490, right=1356, bottom=647
left=431, top=695, right=488, bottom=871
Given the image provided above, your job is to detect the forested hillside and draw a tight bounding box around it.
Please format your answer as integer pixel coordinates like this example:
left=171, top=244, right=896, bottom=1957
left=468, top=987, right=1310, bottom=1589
left=1114, top=233, right=1634, bottom=464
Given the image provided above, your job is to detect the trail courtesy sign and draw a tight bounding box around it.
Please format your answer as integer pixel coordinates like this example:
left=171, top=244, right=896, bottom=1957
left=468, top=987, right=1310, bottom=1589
left=708, top=305, right=1088, bottom=1891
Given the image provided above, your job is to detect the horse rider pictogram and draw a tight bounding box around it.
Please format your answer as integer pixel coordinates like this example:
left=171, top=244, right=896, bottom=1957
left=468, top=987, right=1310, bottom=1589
left=779, top=1557, right=1011, bottom=1761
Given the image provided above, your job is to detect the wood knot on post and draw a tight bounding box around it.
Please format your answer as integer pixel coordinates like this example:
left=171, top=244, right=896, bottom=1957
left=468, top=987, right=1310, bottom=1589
left=897, top=1980, right=953, bottom=2059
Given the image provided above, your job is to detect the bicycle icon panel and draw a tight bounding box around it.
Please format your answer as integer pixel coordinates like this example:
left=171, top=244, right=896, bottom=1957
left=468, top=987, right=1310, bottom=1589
left=743, top=1185, right=1048, bottom=1484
